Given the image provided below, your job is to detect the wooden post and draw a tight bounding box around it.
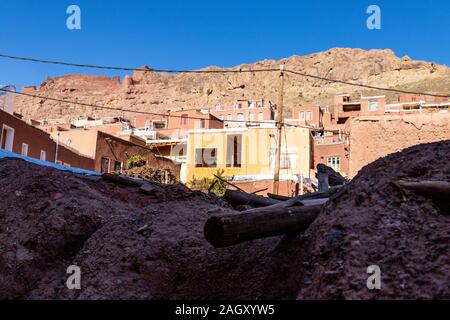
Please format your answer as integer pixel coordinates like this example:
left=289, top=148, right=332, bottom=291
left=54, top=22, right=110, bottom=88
left=273, top=64, right=285, bottom=195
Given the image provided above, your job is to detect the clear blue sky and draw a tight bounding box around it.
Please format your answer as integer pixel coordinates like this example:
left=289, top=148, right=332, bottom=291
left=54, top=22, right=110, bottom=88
left=1, top=0, right=449, bottom=89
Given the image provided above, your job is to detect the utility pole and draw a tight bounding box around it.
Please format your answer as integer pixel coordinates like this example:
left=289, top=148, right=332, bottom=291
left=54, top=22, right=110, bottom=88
left=273, top=64, right=285, bottom=195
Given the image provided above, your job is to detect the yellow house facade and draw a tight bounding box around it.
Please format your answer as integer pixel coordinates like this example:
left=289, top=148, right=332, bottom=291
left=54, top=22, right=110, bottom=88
left=186, top=126, right=311, bottom=182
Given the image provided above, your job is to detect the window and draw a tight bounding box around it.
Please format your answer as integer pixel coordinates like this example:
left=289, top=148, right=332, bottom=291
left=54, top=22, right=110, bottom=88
left=327, top=157, right=341, bottom=172
left=180, top=114, right=188, bottom=125
left=368, top=100, right=379, bottom=111
left=306, top=111, right=313, bottom=121
left=227, top=114, right=233, bottom=121
left=40, top=150, right=46, bottom=161
left=226, top=134, right=242, bottom=168
left=197, top=118, right=206, bottom=129
left=101, top=157, right=110, bottom=174
left=300, top=111, right=305, bottom=120
left=195, top=148, right=217, bottom=168
left=248, top=113, right=254, bottom=121
left=114, top=161, right=123, bottom=174
left=237, top=113, right=244, bottom=122
left=153, top=122, right=166, bottom=129
left=258, top=112, right=264, bottom=121
left=270, top=148, right=297, bottom=170
left=1, top=125, right=14, bottom=152
left=21, top=143, right=29, bottom=156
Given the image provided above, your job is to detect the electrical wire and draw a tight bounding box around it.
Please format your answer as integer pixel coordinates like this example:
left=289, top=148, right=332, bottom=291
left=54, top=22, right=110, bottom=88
left=0, top=87, right=274, bottom=124
left=1, top=52, right=448, bottom=98
left=284, top=69, right=449, bottom=98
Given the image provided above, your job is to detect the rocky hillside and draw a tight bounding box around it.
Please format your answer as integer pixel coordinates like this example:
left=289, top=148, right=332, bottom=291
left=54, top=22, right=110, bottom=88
left=14, top=48, right=450, bottom=121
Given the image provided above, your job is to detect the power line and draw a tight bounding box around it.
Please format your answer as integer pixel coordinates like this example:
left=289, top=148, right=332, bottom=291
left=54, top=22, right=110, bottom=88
left=285, top=69, right=450, bottom=98
left=0, top=87, right=277, bottom=125
left=0, top=86, right=348, bottom=135
left=0, top=53, right=278, bottom=74
left=0, top=52, right=448, bottom=98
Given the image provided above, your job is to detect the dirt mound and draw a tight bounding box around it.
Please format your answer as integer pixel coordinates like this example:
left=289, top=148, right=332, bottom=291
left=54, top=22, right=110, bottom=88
left=276, top=140, right=450, bottom=299
left=0, top=158, right=276, bottom=300
left=0, top=141, right=449, bottom=300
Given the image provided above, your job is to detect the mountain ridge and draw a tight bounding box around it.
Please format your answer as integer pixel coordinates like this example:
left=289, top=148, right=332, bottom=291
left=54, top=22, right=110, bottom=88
left=14, top=48, right=450, bottom=121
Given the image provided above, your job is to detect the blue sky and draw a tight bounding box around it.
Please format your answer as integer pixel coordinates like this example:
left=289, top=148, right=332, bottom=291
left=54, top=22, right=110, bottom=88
left=0, top=0, right=449, bottom=89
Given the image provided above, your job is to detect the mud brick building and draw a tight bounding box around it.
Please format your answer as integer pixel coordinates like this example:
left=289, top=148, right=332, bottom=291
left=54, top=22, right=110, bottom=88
left=0, top=109, right=94, bottom=169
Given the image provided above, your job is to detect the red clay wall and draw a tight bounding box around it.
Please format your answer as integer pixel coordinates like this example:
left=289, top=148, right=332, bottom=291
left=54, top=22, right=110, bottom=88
left=57, top=145, right=95, bottom=170
left=232, top=180, right=303, bottom=197
left=349, top=113, right=450, bottom=177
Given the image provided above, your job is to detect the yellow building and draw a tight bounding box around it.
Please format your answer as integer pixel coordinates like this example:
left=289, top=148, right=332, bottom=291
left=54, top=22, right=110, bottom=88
left=186, top=126, right=311, bottom=182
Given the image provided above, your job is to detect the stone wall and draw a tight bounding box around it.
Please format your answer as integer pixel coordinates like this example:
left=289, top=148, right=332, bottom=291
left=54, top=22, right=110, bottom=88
left=348, top=113, right=450, bottom=177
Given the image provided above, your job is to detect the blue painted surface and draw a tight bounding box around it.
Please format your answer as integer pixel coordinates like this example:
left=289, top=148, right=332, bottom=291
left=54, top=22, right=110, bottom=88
left=0, top=148, right=100, bottom=176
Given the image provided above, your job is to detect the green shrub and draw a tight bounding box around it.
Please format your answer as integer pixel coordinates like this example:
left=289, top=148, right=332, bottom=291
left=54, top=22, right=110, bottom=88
left=189, top=169, right=228, bottom=196
left=127, top=155, right=147, bottom=169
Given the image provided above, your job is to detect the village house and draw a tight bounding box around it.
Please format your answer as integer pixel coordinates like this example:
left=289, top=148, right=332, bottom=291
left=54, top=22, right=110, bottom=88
left=290, top=104, right=322, bottom=129
left=209, top=99, right=275, bottom=127
left=49, top=128, right=181, bottom=179
left=0, top=108, right=94, bottom=170
left=186, top=125, right=311, bottom=196
left=286, top=93, right=450, bottom=178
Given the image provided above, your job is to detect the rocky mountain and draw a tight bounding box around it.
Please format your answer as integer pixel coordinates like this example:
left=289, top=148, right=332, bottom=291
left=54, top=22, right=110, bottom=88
left=13, top=48, right=450, bottom=121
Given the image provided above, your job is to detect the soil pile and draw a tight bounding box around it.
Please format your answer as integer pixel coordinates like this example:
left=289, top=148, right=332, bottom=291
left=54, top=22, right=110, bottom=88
left=0, top=140, right=448, bottom=300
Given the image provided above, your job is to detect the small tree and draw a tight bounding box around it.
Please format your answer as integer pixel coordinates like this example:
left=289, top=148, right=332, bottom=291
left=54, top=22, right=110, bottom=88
left=189, top=169, right=228, bottom=197
left=127, top=155, right=147, bottom=169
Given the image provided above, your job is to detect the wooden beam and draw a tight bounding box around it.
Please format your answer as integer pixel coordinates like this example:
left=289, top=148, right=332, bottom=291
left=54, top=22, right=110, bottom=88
left=213, top=174, right=246, bottom=193
left=224, top=189, right=279, bottom=208
left=396, top=180, right=450, bottom=201
left=204, top=204, right=321, bottom=248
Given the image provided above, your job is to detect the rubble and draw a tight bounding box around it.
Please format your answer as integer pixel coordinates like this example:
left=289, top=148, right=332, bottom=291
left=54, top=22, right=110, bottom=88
left=0, top=140, right=449, bottom=300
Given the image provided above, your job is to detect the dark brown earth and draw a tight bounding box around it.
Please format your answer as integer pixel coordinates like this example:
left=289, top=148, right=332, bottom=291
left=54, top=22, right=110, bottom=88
left=0, top=140, right=449, bottom=300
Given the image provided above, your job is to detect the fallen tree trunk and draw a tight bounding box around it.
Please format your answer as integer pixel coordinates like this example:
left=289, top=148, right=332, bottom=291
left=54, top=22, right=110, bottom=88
left=224, top=189, right=279, bottom=208
left=204, top=204, right=322, bottom=248
left=396, top=180, right=450, bottom=201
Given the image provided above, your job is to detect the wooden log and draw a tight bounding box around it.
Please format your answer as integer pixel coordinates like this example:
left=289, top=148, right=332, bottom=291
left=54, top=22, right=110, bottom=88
left=268, top=189, right=336, bottom=202
left=251, top=188, right=269, bottom=195
left=396, top=180, right=450, bottom=201
left=317, top=171, right=330, bottom=192
left=102, top=173, right=144, bottom=187
left=267, top=193, right=292, bottom=201
left=316, top=164, right=347, bottom=188
left=204, top=204, right=322, bottom=248
left=224, top=189, right=279, bottom=208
